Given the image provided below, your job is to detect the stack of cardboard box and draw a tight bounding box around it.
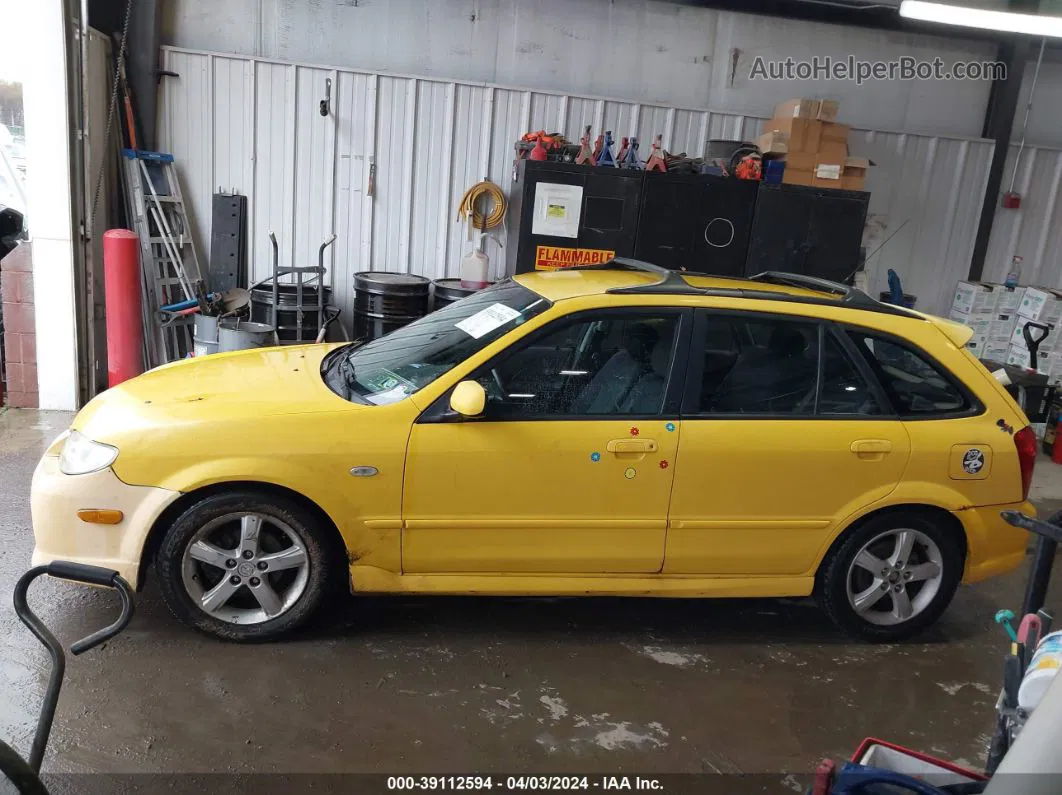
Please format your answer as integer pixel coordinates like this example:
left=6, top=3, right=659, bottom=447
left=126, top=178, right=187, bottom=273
left=949, top=281, right=1062, bottom=384
left=756, top=98, right=869, bottom=190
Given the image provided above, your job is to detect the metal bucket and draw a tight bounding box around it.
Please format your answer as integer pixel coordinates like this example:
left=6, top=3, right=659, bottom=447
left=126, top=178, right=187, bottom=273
left=193, top=314, right=220, bottom=357
left=217, top=320, right=276, bottom=353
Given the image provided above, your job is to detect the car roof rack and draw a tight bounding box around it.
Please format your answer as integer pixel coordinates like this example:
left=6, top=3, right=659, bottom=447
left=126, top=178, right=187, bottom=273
left=748, top=271, right=885, bottom=310
left=562, top=258, right=918, bottom=318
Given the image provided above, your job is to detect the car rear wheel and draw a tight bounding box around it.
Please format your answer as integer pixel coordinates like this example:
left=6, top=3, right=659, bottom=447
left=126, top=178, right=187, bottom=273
left=155, top=491, right=336, bottom=642
left=817, top=511, right=964, bottom=642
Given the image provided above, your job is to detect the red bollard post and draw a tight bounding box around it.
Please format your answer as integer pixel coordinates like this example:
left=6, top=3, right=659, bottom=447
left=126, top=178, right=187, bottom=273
left=103, top=229, right=144, bottom=387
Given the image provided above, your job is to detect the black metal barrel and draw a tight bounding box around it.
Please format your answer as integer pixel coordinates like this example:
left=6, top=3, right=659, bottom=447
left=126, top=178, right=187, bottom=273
left=250, top=283, right=332, bottom=344
left=431, top=278, right=478, bottom=311
left=353, top=271, right=430, bottom=341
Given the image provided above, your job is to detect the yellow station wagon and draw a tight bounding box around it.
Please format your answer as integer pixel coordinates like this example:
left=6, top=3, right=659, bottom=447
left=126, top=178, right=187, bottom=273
left=31, top=262, right=1036, bottom=642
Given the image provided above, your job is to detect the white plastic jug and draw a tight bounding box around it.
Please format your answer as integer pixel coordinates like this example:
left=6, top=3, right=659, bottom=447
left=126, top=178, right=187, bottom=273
left=1019, top=630, right=1062, bottom=710
left=460, top=233, right=492, bottom=289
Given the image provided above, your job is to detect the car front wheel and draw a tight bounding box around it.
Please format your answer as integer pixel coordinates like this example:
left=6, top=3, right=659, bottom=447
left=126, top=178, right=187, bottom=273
left=155, top=491, right=336, bottom=641
left=817, top=511, right=964, bottom=642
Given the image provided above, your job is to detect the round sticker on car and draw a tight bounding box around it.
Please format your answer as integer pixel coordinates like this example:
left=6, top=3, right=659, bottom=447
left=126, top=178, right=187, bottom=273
left=962, top=448, right=985, bottom=474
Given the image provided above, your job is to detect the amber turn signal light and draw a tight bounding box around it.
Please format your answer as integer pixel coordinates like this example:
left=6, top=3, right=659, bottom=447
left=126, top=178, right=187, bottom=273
left=77, top=509, right=124, bottom=525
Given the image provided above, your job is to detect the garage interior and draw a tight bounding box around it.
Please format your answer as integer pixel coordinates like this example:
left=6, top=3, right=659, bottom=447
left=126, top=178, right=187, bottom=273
left=4, top=0, right=1062, bottom=791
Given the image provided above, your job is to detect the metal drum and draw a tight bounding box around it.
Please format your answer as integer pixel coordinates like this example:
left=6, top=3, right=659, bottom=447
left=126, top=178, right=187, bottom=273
left=250, top=283, right=332, bottom=344
left=353, top=271, right=430, bottom=340
left=431, top=278, right=478, bottom=311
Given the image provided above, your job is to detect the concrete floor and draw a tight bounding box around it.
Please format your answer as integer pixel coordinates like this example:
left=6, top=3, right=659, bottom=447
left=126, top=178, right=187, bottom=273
left=2, top=408, right=1061, bottom=793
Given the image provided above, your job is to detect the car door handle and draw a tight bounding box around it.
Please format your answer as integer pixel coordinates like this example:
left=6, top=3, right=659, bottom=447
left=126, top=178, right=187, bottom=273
left=851, top=439, right=892, bottom=456
left=606, top=439, right=658, bottom=455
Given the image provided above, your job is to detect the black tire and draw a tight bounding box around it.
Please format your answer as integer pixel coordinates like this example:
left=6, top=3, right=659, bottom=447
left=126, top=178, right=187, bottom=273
left=155, top=490, right=336, bottom=642
left=817, top=510, right=964, bottom=642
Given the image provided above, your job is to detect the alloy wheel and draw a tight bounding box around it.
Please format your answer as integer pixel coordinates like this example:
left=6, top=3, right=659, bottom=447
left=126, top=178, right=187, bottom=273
left=845, top=527, right=943, bottom=627
left=180, top=512, right=310, bottom=625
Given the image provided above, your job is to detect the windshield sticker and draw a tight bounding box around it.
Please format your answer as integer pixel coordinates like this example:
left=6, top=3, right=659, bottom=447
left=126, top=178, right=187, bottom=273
left=365, top=385, right=412, bottom=406
left=455, top=303, right=521, bottom=339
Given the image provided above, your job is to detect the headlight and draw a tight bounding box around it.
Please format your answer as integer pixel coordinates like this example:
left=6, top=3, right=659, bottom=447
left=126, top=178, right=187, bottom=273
left=59, top=431, right=119, bottom=475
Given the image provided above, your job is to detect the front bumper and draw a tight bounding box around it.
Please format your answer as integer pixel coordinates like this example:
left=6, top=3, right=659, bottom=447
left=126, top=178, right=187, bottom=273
left=958, top=500, right=1036, bottom=584
left=31, top=454, right=180, bottom=588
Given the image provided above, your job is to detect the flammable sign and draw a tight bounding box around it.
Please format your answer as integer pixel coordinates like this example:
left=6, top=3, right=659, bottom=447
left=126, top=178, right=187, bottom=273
left=534, top=246, right=616, bottom=271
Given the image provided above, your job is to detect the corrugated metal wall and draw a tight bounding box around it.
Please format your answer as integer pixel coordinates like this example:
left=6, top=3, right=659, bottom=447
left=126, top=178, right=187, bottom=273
left=983, top=143, right=1062, bottom=289
left=164, top=0, right=1000, bottom=141
left=158, top=46, right=995, bottom=322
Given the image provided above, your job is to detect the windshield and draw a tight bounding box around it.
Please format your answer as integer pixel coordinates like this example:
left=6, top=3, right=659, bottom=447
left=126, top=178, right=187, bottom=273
left=324, top=280, right=550, bottom=405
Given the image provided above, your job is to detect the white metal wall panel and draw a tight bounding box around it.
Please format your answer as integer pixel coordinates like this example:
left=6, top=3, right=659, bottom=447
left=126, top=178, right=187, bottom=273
left=292, top=67, right=338, bottom=281
left=160, top=46, right=995, bottom=320
left=853, top=131, right=993, bottom=315
left=158, top=50, right=214, bottom=264
left=249, top=61, right=295, bottom=283
left=212, top=57, right=253, bottom=197
left=165, top=0, right=998, bottom=139
left=409, top=80, right=454, bottom=281
left=333, top=72, right=376, bottom=325
left=372, top=76, right=417, bottom=275
left=984, top=145, right=1062, bottom=289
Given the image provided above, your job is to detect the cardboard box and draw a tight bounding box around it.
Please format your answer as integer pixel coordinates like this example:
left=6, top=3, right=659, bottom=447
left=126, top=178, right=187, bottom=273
left=990, top=285, right=1025, bottom=313
left=782, top=167, right=814, bottom=186
left=1010, top=319, right=1059, bottom=353
left=1017, top=286, right=1062, bottom=325
left=818, top=122, right=850, bottom=161
left=764, top=117, right=822, bottom=153
left=1005, top=342, right=1050, bottom=371
left=982, top=341, right=1009, bottom=362
left=841, top=157, right=869, bottom=191
left=965, top=335, right=989, bottom=357
left=774, top=98, right=839, bottom=122
left=779, top=151, right=816, bottom=185
left=756, top=129, right=788, bottom=155
left=952, top=281, right=1000, bottom=315
left=988, top=312, right=1018, bottom=342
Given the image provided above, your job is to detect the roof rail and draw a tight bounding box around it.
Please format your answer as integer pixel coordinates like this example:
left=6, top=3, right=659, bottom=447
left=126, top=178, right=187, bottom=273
left=749, top=271, right=884, bottom=310
left=561, top=259, right=919, bottom=317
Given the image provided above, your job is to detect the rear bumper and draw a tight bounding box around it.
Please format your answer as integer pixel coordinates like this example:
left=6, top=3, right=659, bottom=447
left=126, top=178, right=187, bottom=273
left=957, top=501, right=1035, bottom=584
left=31, top=454, right=180, bottom=588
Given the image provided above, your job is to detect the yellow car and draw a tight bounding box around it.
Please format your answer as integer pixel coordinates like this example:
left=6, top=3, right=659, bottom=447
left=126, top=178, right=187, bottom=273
left=32, top=262, right=1035, bottom=642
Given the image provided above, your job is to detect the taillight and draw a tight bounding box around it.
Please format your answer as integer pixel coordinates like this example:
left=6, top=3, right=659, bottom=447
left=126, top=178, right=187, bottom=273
left=1014, top=426, right=1037, bottom=501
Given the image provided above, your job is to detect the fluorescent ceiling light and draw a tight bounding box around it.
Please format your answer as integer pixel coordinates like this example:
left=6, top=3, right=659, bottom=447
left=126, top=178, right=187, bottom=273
left=900, top=0, right=1062, bottom=37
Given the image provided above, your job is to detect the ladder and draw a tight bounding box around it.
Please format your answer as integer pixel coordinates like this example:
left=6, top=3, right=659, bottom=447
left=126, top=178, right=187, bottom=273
left=121, top=149, right=201, bottom=365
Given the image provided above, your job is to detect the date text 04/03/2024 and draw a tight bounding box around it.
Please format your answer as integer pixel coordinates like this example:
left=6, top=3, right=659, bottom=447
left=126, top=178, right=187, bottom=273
left=386, top=776, right=664, bottom=791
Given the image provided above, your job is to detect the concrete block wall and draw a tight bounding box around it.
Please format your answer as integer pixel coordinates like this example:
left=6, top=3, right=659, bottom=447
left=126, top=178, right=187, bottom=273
left=1, top=242, right=38, bottom=408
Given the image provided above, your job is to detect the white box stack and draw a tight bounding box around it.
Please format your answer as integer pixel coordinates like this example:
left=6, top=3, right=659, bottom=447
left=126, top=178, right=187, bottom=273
left=990, top=285, right=1025, bottom=314
left=952, top=281, right=1001, bottom=315
left=1004, top=286, right=1062, bottom=370
left=949, top=281, right=1000, bottom=355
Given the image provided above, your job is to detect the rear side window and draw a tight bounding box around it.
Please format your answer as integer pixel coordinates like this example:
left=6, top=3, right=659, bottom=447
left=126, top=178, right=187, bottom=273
left=849, top=332, right=970, bottom=416
left=692, top=314, right=880, bottom=416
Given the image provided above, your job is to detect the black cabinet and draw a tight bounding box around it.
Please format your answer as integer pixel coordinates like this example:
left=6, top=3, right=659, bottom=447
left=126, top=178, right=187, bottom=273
left=506, top=160, right=870, bottom=284
left=634, top=171, right=758, bottom=277
left=508, top=160, right=643, bottom=274
left=745, top=183, right=869, bottom=283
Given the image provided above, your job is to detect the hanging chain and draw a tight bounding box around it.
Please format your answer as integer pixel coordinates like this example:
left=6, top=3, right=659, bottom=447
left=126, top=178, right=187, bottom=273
left=89, top=0, right=134, bottom=228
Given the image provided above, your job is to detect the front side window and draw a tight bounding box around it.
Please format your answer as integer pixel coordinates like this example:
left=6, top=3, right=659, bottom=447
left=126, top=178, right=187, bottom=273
left=849, top=331, right=970, bottom=416
left=474, top=312, right=680, bottom=418
left=323, top=280, right=550, bottom=405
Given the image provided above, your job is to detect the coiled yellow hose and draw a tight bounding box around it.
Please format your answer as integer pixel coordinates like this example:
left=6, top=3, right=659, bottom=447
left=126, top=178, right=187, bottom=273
left=457, top=180, right=507, bottom=230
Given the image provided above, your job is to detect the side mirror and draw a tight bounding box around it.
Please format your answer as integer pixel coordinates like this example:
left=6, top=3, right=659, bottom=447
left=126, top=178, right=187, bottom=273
left=449, top=380, right=486, bottom=418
